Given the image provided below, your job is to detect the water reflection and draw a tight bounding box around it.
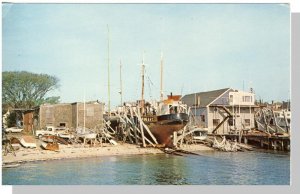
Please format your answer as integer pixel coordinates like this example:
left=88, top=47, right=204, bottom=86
left=148, top=154, right=188, bottom=185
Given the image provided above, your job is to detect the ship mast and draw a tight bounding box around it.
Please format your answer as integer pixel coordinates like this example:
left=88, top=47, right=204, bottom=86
left=141, top=51, right=145, bottom=114
left=83, top=92, right=86, bottom=132
left=107, top=25, right=111, bottom=116
left=119, top=60, right=123, bottom=106
left=160, top=52, right=164, bottom=101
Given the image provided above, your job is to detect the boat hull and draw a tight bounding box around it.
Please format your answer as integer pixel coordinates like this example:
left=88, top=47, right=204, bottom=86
left=41, top=142, right=59, bottom=151
left=77, top=133, right=97, bottom=139
left=41, top=135, right=69, bottom=145
left=148, top=113, right=189, bottom=147
left=20, top=136, right=37, bottom=148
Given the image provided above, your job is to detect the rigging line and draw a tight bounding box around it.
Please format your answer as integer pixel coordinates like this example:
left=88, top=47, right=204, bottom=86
left=148, top=81, right=152, bottom=99
left=134, top=74, right=141, bottom=101
left=144, top=69, right=155, bottom=100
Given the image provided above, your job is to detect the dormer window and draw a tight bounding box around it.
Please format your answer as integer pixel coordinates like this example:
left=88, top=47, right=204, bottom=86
left=243, top=96, right=252, bottom=102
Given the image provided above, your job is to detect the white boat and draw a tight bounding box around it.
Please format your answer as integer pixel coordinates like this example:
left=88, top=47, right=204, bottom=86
left=192, top=128, right=208, bottom=141
left=81, top=132, right=97, bottom=139
left=20, top=136, right=37, bottom=148
left=75, top=94, right=97, bottom=140
left=76, top=127, right=97, bottom=139
left=5, top=127, right=23, bottom=133
left=58, top=133, right=75, bottom=139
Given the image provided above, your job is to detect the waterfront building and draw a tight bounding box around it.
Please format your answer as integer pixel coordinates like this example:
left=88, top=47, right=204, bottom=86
left=181, top=88, right=258, bottom=134
left=31, top=101, right=104, bottom=130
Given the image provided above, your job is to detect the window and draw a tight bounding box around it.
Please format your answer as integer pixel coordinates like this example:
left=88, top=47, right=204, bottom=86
left=213, top=119, right=220, bottom=127
left=59, top=123, right=66, bottom=127
left=174, top=106, right=178, bottom=113
left=243, top=96, right=251, bottom=102
left=201, top=115, right=205, bottom=122
left=228, top=117, right=235, bottom=126
left=244, top=119, right=250, bottom=126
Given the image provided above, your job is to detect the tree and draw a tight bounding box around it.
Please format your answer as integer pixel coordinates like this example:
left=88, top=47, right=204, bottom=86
left=2, top=71, right=60, bottom=109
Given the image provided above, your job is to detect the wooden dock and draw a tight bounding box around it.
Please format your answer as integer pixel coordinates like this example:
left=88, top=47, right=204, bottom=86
left=209, top=131, right=290, bottom=151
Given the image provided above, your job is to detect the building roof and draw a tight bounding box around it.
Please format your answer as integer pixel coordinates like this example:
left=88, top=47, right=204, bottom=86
left=181, top=88, right=232, bottom=107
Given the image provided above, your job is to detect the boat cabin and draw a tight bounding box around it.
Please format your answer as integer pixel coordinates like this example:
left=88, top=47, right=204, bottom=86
left=157, top=94, right=188, bottom=115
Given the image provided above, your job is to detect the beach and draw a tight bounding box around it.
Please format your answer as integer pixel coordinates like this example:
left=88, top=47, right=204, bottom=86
left=2, top=141, right=213, bottom=165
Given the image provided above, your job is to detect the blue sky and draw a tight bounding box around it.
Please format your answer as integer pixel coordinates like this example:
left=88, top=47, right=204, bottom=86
left=2, top=3, right=290, bottom=107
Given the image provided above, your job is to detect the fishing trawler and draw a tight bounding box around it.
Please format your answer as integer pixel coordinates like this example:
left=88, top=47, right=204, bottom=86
left=143, top=94, right=189, bottom=147
left=137, top=52, right=188, bottom=147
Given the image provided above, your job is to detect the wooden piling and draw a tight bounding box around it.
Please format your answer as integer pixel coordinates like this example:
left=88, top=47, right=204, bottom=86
left=273, top=140, right=277, bottom=150
left=173, top=131, right=178, bottom=147
left=243, top=137, right=248, bottom=144
left=180, top=125, right=187, bottom=147
left=260, top=140, right=264, bottom=148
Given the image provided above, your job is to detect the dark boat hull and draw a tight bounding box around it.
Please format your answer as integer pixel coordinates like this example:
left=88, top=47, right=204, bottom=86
left=104, top=115, right=120, bottom=132
left=148, top=113, right=189, bottom=147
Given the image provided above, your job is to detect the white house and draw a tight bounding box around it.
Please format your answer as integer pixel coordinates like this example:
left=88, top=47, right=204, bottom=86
left=181, top=88, right=258, bottom=134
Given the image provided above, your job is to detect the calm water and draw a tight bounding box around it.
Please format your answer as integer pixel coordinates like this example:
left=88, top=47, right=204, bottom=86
left=2, top=151, right=290, bottom=185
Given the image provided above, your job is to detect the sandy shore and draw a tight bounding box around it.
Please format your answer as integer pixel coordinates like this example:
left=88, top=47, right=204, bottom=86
left=2, top=142, right=214, bottom=164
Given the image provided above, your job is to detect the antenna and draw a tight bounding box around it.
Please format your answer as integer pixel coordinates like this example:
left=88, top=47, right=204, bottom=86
left=107, top=24, right=111, bottom=116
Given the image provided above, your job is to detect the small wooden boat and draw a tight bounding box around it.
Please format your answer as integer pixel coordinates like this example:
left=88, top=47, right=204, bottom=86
left=41, top=135, right=69, bottom=145
left=20, top=136, right=37, bottom=148
left=55, top=136, right=69, bottom=145
left=9, top=137, right=21, bottom=150
left=41, top=142, right=59, bottom=151
left=10, top=137, right=21, bottom=144
left=41, top=135, right=55, bottom=143
left=2, top=163, right=21, bottom=168
left=58, top=133, right=75, bottom=140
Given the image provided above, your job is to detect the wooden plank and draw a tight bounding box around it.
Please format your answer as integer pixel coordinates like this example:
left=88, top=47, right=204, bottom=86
left=133, top=108, right=158, bottom=144
left=129, top=107, right=139, bottom=144
left=173, top=131, right=177, bottom=147
left=116, top=107, right=156, bottom=147
left=180, top=125, right=187, bottom=147
left=137, top=108, right=146, bottom=147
